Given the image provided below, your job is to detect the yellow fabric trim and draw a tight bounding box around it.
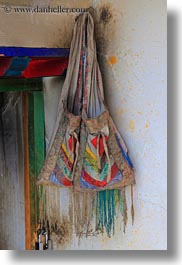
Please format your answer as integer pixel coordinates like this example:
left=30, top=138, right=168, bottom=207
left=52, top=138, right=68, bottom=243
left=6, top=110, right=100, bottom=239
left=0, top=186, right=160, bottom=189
left=85, top=146, right=97, bottom=161
left=61, top=143, right=73, bottom=163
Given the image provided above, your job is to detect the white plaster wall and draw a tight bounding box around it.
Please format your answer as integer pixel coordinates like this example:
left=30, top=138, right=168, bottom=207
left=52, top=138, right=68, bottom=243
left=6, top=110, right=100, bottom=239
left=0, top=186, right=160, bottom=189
left=89, top=0, right=167, bottom=250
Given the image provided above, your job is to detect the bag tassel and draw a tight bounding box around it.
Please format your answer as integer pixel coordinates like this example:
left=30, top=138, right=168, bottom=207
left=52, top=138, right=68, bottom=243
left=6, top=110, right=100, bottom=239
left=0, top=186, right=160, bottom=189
left=131, top=184, right=135, bottom=226
left=121, top=187, right=128, bottom=233
left=72, top=190, right=96, bottom=238
left=72, top=188, right=130, bottom=238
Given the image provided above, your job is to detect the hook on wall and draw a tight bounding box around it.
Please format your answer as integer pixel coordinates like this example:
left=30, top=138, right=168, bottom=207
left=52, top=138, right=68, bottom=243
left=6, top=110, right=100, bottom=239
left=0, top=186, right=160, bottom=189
left=86, top=6, right=96, bottom=14
left=75, top=6, right=96, bottom=22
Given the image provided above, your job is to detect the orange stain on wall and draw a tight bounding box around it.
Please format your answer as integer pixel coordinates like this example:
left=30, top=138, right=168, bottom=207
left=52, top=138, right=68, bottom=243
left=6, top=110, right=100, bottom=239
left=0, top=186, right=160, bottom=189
left=145, top=123, right=149, bottom=129
left=129, top=120, right=135, bottom=132
left=108, top=55, right=117, bottom=65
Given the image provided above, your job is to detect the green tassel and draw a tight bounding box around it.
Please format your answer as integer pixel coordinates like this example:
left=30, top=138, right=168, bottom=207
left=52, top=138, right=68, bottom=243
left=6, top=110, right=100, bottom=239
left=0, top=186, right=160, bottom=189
left=96, top=189, right=122, bottom=237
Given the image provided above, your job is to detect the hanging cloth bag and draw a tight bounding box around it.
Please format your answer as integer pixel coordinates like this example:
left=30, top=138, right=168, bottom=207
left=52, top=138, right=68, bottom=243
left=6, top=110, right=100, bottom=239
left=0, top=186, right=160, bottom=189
left=37, top=13, right=135, bottom=193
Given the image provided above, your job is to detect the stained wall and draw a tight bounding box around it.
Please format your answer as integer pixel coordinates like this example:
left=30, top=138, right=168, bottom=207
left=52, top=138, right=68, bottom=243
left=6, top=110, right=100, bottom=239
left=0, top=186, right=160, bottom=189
left=89, top=0, right=167, bottom=250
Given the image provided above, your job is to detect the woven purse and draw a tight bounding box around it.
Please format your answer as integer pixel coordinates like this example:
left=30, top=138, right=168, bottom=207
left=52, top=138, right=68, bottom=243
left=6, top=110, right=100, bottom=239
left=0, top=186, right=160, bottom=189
left=37, top=13, right=135, bottom=193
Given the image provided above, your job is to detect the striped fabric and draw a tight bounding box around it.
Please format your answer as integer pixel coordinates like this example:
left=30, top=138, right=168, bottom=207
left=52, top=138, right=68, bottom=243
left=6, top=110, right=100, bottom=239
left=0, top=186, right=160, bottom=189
left=49, top=112, right=81, bottom=187
left=0, top=56, right=68, bottom=78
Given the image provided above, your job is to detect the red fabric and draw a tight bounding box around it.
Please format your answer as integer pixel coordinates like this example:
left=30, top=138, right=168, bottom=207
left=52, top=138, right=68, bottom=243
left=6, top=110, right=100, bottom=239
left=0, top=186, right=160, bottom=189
left=22, top=57, right=68, bottom=78
left=0, top=57, right=11, bottom=76
left=59, top=176, right=72, bottom=186
left=91, top=135, right=109, bottom=156
left=68, top=136, right=77, bottom=152
left=0, top=57, right=69, bottom=78
left=83, top=163, right=118, bottom=187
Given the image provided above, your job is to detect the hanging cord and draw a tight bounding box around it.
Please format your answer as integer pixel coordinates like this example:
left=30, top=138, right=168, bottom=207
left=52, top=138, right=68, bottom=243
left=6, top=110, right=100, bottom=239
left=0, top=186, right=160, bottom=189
left=131, top=184, right=134, bottom=225
left=121, top=187, right=128, bottom=233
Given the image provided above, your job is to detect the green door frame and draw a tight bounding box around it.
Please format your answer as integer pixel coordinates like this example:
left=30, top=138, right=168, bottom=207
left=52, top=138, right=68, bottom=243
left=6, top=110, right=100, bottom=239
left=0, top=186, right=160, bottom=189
left=0, top=79, right=45, bottom=250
